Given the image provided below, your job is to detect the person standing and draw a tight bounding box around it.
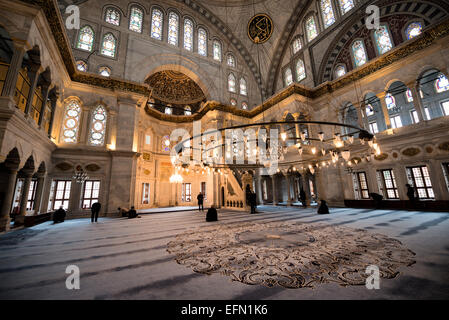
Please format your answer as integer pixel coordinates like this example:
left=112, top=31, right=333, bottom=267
left=197, top=192, right=204, bottom=211
left=250, top=192, right=257, bottom=214
left=91, top=202, right=101, bottom=223
left=299, top=188, right=307, bottom=208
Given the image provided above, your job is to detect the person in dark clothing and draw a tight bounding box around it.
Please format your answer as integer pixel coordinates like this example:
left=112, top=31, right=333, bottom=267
left=406, top=184, right=416, bottom=201
left=91, top=202, right=101, bottom=223
left=317, top=200, right=330, bottom=214
left=370, top=193, right=384, bottom=209
left=206, top=206, right=218, bottom=222
left=128, top=206, right=140, bottom=219
left=197, top=192, right=204, bottom=211
left=118, top=207, right=128, bottom=217
left=299, top=189, right=307, bottom=208
left=250, top=192, right=257, bottom=214
left=53, top=207, right=66, bottom=223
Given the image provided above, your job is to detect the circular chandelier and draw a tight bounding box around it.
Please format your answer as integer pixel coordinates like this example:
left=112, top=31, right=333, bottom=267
left=170, top=120, right=380, bottom=175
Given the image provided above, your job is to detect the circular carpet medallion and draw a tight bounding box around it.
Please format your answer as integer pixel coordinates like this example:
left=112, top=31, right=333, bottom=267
left=167, top=222, right=416, bottom=289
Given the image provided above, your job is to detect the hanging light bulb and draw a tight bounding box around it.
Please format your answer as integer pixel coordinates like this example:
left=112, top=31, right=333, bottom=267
left=318, top=132, right=324, bottom=142
left=348, top=135, right=354, bottom=144
left=281, top=132, right=287, bottom=142
left=342, top=150, right=351, bottom=161
left=296, top=142, right=301, bottom=149
left=298, top=148, right=303, bottom=156
left=321, top=149, right=326, bottom=156
left=368, top=140, right=374, bottom=148
left=311, top=147, right=317, bottom=155
left=301, top=132, right=306, bottom=141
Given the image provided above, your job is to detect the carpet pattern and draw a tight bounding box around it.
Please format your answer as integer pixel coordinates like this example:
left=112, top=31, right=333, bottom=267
left=167, top=221, right=416, bottom=289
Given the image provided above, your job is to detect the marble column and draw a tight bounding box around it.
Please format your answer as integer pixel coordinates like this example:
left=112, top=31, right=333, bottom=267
left=254, top=173, right=263, bottom=205
left=286, top=174, right=293, bottom=206
left=378, top=93, right=392, bottom=129
left=38, top=85, right=50, bottom=128
left=0, top=168, right=18, bottom=232
left=303, top=174, right=311, bottom=206
left=33, top=174, right=46, bottom=214
left=1, top=43, right=26, bottom=98
left=15, top=170, right=33, bottom=225
left=271, top=175, right=278, bottom=205
left=407, top=82, right=426, bottom=122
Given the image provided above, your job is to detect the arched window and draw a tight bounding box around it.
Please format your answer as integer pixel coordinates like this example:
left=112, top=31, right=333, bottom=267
left=105, top=8, right=120, bottom=26
left=101, top=33, right=117, bottom=58
left=198, top=28, right=207, bottom=56
left=320, top=0, right=336, bottom=28
left=228, top=73, right=236, bottom=93
left=406, top=89, right=414, bottom=102
left=338, top=0, right=355, bottom=15
left=184, top=18, right=194, bottom=51
left=89, top=105, right=107, bottom=146
left=352, top=40, right=367, bottom=68
left=162, top=135, right=171, bottom=152
left=168, top=12, right=179, bottom=46
left=385, top=93, right=396, bottom=109
left=230, top=98, right=237, bottom=106
left=240, top=78, right=247, bottom=96
left=184, top=106, right=191, bottom=116
left=335, top=65, right=346, bottom=78
left=76, top=26, right=94, bottom=52
left=296, top=59, right=306, bottom=82
left=227, top=54, right=236, bottom=67
left=242, top=102, right=248, bottom=110
left=374, top=25, right=394, bottom=55
left=292, top=37, right=302, bottom=54
left=435, top=74, right=449, bottom=93
left=76, top=60, right=87, bottom=72
left=405, top=22, right=423, bottom=40
left=213, top=40, right=222, bottom=61
left=129, top=7, right=143, bottom=33
left=305, top=16, right=318, bottom=42
left=285, top=68, right=293, bottom=86
left=62, top=99, right=81, bottom=143
left=151, top=8, right=163, bottom=40
left=165, top=105, right=173, bottom=115
left=98, top=66, right=111, bottom=77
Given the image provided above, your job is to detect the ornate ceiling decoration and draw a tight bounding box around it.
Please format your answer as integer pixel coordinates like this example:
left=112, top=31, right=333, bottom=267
left=145, top=71, right=206, bottom=105
left=197, top=0, right=266, bottom=7
left=248, top=13, right=274, bottom=44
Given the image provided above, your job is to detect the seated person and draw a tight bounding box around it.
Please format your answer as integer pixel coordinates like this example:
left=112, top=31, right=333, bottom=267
left=127, top=206, right=141, bottom=219
left=369, top=193, right=384, bottom=209
left=317, top=200, right=330, bottom=215
left=53, top=207, right=66, bottom=223
left=118, top=207, right=129, bottom=217
left=206, top=206, right=218, bottom=222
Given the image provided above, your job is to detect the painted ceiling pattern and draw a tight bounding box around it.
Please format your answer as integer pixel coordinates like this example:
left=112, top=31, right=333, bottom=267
left=145, top=71, right=206, bottom=104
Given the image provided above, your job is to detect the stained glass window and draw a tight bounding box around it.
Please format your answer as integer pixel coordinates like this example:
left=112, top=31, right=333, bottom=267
left=184, top=105, right=191, bottom=116
left=335, top=65, right=346, bottom=78
left=105, top=8, right=120, bottom=26
left=292, top=37, right=302, bottom=54
left=213, top=40, right=221, bottom=61
left=198, top=28, right=207, bottom=56
left=406, top=89, right=414, bottom=102
left=98, top=66, right=111, bottom=77
left=339, top=0, right=355, bottom=15
left=184, top=18, right=194, bottom=51
left=240, top=78, right=247, bottom=96
left=374, top=25, right=393, bottom=55
left=366, top=104, right=375, bottom=116
left=352, top=40, right=367, bottom=68
left=435, top=74, right=449, bottom=93
left=165, top=106, right=173, bottom=115
left=129, top=7, right=143, bottom=33
left=242, top=102, right=248, bottom=110
left=76, top=60, right=87, bottom=72
left=76, top=26, right=94, bottom=52
left=296, top=59, right=306, bottom=82
left=228, top=73, right=236, bottom=93
left=285, top=68, right=293, bottom=86
left=162, top=135, right=171, bottom=152
left=406, top=22, right=423, bottom=40
left=320, top=0, right=336, bottom=28
left=168, top=12, right=179, bottom=46
left=151, top=8, right=163, bottom=40
left=62, top=99, right=81, bottom=143
left=305, top=16, right=318, bottom=42
left=101, top=33, right=117, bottom=58
left=89, top=105, right=107, bottom=146
left=227, top=54, right=235, bottom=67
left=385, top=93, right=396, bottom=109
left=230, top=99, right=237, bottom=106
